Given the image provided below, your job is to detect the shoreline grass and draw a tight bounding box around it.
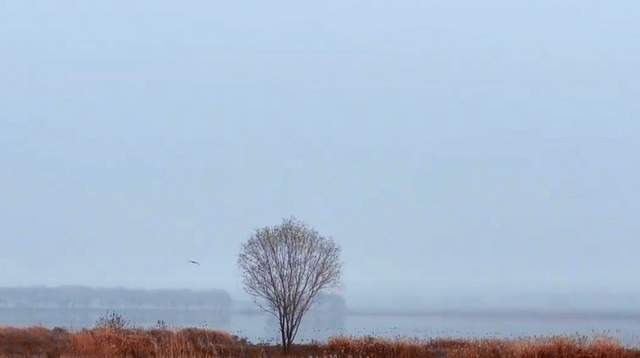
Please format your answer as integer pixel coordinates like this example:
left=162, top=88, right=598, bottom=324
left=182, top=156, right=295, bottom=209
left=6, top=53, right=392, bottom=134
left=1, top=326, right=639, bottom=357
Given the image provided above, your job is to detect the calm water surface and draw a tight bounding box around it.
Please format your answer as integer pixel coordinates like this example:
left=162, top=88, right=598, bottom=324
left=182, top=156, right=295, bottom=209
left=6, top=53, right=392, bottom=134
left=223, top=312, right=640, bottom=347
left=2, top=309, right=639, bottom=347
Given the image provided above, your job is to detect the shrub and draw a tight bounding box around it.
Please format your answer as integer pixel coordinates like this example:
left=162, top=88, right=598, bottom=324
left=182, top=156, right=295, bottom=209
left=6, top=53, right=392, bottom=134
left=94, top=310, right=130, bottom=330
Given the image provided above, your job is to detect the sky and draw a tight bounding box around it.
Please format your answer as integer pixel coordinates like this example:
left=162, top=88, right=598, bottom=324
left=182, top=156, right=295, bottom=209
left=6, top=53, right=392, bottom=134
left=1, top=1, right=639, bottom=308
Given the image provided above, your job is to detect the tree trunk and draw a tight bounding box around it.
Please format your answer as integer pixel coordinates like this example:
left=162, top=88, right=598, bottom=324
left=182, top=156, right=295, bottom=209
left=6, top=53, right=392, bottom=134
left=280, top=328, right=288, bottom=353
left=286, top=337, right=293, bottom=353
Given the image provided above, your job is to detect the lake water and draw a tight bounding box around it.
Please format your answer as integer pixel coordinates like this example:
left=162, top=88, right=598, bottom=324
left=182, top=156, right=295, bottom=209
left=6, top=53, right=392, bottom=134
left=223, top=312, right=640, bottom=347
left=2, top=309, right=639, bottom=347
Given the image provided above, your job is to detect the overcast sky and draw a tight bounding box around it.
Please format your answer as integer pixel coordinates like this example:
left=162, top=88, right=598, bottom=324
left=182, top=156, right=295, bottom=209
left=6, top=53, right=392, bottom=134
left=1, top=1, right=639, bottom=306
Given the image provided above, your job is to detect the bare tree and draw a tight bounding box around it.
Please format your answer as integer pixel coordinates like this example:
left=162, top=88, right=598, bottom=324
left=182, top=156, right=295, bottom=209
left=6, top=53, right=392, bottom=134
left=238, top=217, right=342, bottom=352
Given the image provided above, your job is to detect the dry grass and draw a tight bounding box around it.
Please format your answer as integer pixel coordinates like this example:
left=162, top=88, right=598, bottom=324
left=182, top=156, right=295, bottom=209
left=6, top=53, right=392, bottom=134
left=0, top=326, right=639, bottom=357
left=0, top=326, right=243, bottom=358
left=0, top=327, right=71, bottom=357
left=445, top=336, right=640, bottom=358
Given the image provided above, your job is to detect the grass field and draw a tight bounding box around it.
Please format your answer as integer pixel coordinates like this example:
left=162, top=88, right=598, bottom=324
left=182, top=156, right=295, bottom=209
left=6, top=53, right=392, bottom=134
left=1, top=326, right=639, bottom=357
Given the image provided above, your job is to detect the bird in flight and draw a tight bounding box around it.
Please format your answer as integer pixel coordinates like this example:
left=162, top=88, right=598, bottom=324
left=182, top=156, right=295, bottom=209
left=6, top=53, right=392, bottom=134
left=188, top=260, right=201, bottom=266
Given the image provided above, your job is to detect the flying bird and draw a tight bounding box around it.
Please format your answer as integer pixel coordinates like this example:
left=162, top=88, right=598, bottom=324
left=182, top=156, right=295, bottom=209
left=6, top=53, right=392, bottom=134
left=188, top=260, right=201, bottom=266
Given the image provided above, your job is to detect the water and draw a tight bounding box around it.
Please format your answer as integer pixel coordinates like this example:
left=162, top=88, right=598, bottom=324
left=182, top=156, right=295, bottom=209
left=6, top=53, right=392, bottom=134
left=222, top=312, right=640, bottom=347
left=2, top=309, right=639, bottom=347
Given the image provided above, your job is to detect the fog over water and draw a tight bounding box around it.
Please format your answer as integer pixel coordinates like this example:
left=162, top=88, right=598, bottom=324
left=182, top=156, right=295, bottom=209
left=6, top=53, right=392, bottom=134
left=1, top=0, right=639, bottom=325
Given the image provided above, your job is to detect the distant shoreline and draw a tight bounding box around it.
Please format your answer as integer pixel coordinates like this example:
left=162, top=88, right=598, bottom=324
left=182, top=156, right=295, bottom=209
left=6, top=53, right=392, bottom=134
left=345, top=309, right=640, bottom=321
left=233, top=307, right=640, bottom=321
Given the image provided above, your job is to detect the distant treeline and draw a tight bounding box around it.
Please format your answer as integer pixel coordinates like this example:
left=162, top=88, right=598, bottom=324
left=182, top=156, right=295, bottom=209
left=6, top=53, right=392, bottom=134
left=0, top=286, right=231, bottom=310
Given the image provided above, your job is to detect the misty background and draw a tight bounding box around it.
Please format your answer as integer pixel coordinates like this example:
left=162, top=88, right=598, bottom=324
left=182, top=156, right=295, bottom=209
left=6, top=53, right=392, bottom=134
left=1, top=0, right=639, bottom=314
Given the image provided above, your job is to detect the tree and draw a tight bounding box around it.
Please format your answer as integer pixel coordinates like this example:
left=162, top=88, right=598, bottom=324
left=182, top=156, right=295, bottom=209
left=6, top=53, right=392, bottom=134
left=238, top=218, right=342, bottom=352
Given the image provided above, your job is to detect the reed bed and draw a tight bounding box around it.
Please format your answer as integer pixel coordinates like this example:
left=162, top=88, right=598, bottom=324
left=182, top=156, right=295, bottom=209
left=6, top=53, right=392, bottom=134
left=1, top=326, right=639, bottom=357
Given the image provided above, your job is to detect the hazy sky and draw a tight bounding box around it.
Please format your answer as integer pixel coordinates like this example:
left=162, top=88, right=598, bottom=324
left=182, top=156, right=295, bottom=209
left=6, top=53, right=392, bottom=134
left=1, top=1, right=639, bottom=305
